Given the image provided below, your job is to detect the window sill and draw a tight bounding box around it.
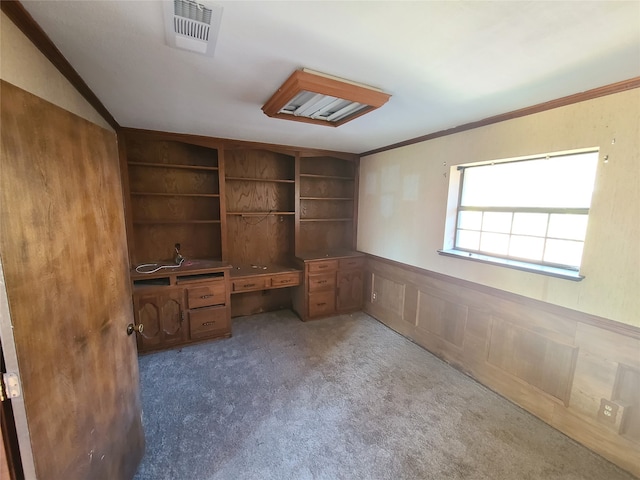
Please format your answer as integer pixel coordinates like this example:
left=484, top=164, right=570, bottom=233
left=437, top=249, right=584, bottom=281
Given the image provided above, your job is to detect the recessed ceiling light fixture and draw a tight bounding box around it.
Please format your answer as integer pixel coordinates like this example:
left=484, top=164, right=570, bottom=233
left=262, top=69, right=391, bottom=127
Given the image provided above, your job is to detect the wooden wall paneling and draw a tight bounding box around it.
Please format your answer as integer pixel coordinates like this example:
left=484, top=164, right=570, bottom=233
left=128, top=166, right=218, bottom=195
left=300, top=199, right=353, bottom=219
left=126, top=139, right=218, bottom=167
left=613, top=365, right=640, bottom=442
left=131, top=196, right=220, bottom=222
left=363, top=254, right=640, bottom=477
left=225, top=149, right=294, bottom=180
left=298, top=222, right=353, bottom=254
left=133, top=224, right=221, bottom=262
left=415, top=290, right=467, bottom=348
left=486, top=317, right=577, bottom=405
left=226, top=215, right=294, bottom=266
left=299, top=177, right=353, bottom=198
left=226, top=181, right=294, bottom=213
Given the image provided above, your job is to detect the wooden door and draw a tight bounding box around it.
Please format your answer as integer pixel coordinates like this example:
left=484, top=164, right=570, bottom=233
left=0, top=81, right=144, bottom=479
left=336, top=269, right=364, bottom=312
left=134, top=290, right=187, bottom=353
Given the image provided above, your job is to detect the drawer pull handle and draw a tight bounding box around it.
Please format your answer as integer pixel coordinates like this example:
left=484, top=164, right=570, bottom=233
left=318, top=280, right=327, bottom=284
left=318, top=265, right=328, bottom=269
left=200, top=294, right=213, bottom=299
left=243, top=283, right=256, bottom=288
left=317, top=302, right=326, bottom=306
left=280, top=279, right=291, bottom=283
left=201, top=321, right=216, bottom=327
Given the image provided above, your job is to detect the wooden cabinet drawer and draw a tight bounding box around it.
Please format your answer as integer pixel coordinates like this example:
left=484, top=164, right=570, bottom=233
left=308, top=273, right=335, bottom=292
left=189, top=306, right=229, bottom=340
left=232, top=276, right=268, bottom=293
left=308, top=291, right=336, bottom=318
left=187, top=281, right=226, bottom=309
left=270, top=272, right=301, bottom=288
left=339, top=257, right=364, bottom=270
left=308, top=259, right=338, bottom=274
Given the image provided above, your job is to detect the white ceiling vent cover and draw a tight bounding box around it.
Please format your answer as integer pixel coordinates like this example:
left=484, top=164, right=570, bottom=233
left=164, top=0, right=223, bottom=57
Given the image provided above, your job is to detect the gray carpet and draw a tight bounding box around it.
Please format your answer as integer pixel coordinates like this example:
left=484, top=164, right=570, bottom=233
left=133, top=310, right=635, bottom=480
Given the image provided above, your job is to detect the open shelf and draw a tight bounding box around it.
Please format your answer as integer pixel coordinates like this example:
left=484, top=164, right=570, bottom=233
left=299, top=173, right=353, bottom=181
left=128, top=161, right=219, bottom=172
left=133, top=220, right=221, bottom=224
left=300, top=197, right=352, bottom=201
left=300, top=218, right=353, bottom=222
left=131, top=192, right=220, bottom=198
left=226, top=176, right=295, bottom=183
left=227, top=212, right=295, bottom=216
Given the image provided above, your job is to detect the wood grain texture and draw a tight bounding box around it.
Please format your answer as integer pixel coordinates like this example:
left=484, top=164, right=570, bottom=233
left=226, top=215, right=294, bottom=266
left=363, top=254, right=640, bottom=476
left=133, top=223, right=222, bottom=263
left=0, top=81, right=143, bottom=479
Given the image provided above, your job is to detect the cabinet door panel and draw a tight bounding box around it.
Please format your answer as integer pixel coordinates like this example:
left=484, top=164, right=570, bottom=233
left=134, top=290, right=186, bottom=351
left=337, top=269, right=363, bottom=312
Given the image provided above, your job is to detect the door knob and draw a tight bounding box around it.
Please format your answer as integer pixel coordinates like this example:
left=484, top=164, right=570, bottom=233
left=127, top=323, right=144, bottom=336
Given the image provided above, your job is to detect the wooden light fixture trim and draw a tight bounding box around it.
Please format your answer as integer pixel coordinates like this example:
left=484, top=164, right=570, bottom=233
left=262, top=69, right=391, bottom=127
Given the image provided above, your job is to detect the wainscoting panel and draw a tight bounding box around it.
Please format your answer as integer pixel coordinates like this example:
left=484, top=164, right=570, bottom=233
left=364, top=254, right=640, bottom=477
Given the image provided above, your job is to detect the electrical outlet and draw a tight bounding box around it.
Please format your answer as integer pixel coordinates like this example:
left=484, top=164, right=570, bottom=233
left=372, top=292, right=377, bottom=302
left=598, top=398, right=619, bottom=424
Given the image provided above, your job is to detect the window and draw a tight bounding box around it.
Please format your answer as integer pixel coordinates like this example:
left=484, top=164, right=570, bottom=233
left=441, top=150, right=599, bottom=279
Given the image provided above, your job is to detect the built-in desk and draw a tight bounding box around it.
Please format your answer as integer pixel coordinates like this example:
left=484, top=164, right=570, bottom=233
left=228, top=264, right=302, bottom=317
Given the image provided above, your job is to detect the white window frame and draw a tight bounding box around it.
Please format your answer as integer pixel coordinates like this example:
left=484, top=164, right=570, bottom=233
left=439, top=149, right=599, bottom=281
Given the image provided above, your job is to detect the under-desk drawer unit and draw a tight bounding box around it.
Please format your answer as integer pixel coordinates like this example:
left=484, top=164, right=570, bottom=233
left=189, top=306, right=230, bottom=340
left=308, top=273, right=335, bottom=292
left=187, top=281, right=226, bottom=309
left=339, top=257, right=364, bottom=270
left=232, top=276, right=268, bottom=293
left=307, top=259, right=338, bottom=274
left=308, top=291, right=336, bottom=318
left=270, top=272, right=301, bottom=288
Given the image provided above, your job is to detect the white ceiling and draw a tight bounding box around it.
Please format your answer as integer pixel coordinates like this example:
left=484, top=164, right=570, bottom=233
left=21, top=1, right=640, bottom=154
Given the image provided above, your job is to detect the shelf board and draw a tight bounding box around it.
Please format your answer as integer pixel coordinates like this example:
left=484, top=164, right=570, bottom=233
left=300, top=174, right=354, bottom=181
left=133, top=220, right=221, bottom=224
left=131, top=192, right=220, bottom=198
left=128, top=161, right=219, bottom=172
left=300, top=218, right=353, bottom=222
left=227, top=211, right=295, bottom=216
left=225, top=176, right=295, bottom=184
left=300, top=197, right=353, bottom=201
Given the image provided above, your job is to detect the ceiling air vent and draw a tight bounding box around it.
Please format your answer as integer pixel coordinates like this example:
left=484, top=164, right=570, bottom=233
left=262, top=69, right=391, bottom=127
left=163, top=0, right=223, bottom=57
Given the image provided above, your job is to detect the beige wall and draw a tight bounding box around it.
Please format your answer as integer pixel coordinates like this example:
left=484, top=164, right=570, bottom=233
left=358, top=88, right=640, bottom=326
left=0, top=11, right=113, bottom=130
